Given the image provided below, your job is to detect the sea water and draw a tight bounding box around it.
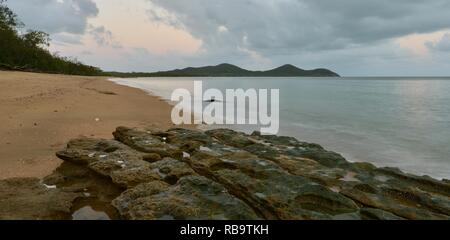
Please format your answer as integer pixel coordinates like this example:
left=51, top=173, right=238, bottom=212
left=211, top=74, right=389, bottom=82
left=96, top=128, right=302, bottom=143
left=110, top=77, right=450, bottom=179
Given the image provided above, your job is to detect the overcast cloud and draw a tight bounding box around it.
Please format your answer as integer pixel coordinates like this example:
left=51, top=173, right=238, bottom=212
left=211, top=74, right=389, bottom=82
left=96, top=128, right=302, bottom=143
left=6, top=0, right=450, bottom=75
left=147, top=0, right=450, bottom=53
left=427, top=33, right=450, bottom=52
left=8, top=0, right=98, bottom=34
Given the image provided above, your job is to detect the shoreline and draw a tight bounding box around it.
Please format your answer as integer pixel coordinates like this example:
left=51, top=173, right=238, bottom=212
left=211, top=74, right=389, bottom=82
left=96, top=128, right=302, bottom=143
left=108, top=77, right=449, bottom=180
left=0, top=71, right=179, bottom=179
left=0, top=71, right=449, bottom=220
left=0, top=71, right=446, bottom=180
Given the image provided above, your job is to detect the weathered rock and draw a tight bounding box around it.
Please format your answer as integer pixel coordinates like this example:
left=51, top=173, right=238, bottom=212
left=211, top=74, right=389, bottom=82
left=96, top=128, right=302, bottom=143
left=53, top=127, right=450, bottom=220
left=56, top=138, right=124, bottom=165
left=374, top=167, right=450, bottom=197
left=56, top=138, right=162, bottom=188
left=168, top=128, right=213, bottom=145
left=5, top=126, right=448, bottom=220
left=113, top=127, right=182, bottom=158
left=149, top=158, right=197, bottom=184
left=359, top=208, right=404, bottom=220
left=0, top=178, right=80, bottom=220
left=112, top=176, right=260, bottom=220
left=186, top=151, right=359, bottom=219
left=142, top=153, right=162, bottom=163
left=110, top=166, right=161, bottom=188
left=43, top=162, right=124, bottom=220
left=206, top=129, right=255, bottom=148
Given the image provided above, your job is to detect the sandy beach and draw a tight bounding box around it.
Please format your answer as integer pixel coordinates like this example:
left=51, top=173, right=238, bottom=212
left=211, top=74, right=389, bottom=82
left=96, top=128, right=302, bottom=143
left=0, top=71, right=176, bottom=179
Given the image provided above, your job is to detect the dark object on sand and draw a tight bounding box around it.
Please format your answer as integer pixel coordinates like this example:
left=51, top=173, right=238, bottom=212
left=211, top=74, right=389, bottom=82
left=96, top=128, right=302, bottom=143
left=204, top=96, right=221, bottom=103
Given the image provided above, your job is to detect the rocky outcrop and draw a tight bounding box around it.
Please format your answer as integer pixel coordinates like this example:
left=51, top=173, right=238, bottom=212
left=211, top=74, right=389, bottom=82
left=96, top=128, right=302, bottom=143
left=1, top=127, right=449, bottom=220
left=0, top=177, right=80, bottom=220
left=112, top=176, right=260, bottom=220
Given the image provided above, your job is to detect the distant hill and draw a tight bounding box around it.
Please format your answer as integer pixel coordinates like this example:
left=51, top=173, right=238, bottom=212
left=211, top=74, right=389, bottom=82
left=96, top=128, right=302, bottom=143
left=106, top=63, right=340, bottom=78
left=262, top=64, right=339, bottom=77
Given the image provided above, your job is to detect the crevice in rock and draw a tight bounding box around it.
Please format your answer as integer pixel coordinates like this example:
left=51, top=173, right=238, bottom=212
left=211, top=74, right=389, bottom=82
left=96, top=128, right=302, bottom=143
left=164, top=175, right=180, bottom=185
left=210, top=162, right=238, bottom=171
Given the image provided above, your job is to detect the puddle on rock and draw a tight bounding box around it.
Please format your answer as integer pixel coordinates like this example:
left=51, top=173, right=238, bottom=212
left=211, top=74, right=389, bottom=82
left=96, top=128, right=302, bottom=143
left=158, top=214, right=175, bottom=220
left=71, top=198, right=120, bottom=220
left=43, top=162, right=124, bottom=220
left=72, top=206, right=110, bottom=220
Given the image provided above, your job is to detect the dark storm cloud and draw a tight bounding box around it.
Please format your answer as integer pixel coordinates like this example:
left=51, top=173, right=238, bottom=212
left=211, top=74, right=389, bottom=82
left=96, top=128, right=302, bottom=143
left=7, top=0, right=98, bottom=34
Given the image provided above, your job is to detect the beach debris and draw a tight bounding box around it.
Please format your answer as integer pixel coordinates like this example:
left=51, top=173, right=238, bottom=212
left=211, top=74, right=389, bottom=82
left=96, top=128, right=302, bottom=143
left=88, top=153, right=96, bottom=158
left=95, top=118, right=100, bottom=122
left=255, top=193, right=267, bottom=199
left=340, top=172, right=360, bottom=182
left=221, top=159, right=235, bottom=164
left=329, top=186, right=341, bottom=193
left=374, top=175, right=391, bottom=183
left=199, top=146, right=213, bottom=152
left=256, top=160, right=268, bottom=166
left=183, top=152, right=190, bottom=158
left=43, top=184, right=57, bottom=189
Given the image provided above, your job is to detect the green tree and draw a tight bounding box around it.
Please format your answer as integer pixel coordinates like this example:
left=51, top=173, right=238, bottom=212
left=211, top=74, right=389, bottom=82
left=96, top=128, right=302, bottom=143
left=22, top=30, right=50, bottom=48
left=0, top=0, right=103, bottom=76
left=0, top=0, right=20, bottom=30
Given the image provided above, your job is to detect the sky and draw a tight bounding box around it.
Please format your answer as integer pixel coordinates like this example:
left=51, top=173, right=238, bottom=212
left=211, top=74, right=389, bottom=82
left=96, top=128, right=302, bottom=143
left=6, top=0, right=450, bottom=76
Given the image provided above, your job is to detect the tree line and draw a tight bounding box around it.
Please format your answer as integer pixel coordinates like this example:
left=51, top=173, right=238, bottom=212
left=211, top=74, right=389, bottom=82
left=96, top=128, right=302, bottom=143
left=0, top=0, right=103, bottom=76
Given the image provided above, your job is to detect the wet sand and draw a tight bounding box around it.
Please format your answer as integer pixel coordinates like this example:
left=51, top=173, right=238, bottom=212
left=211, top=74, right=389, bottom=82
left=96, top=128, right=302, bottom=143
left=0, top=71, right=177, bottom=179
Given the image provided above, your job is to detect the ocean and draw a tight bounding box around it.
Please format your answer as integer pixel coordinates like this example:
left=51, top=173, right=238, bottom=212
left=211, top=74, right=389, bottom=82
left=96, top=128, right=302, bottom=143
left=110, top=77, right=450, bottom=179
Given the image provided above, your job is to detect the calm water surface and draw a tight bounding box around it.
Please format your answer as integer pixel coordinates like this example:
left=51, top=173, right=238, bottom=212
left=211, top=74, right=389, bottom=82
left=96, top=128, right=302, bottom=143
left=111, top=77, right=450, bottom=179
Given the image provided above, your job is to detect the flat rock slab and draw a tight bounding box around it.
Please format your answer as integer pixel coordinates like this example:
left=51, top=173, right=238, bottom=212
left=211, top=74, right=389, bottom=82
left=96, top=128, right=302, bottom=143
left=0, top=178, right=80, bottom=220
left=112, top=176, right=260, bottom=220
left=2, top=127, right=449, bottom=220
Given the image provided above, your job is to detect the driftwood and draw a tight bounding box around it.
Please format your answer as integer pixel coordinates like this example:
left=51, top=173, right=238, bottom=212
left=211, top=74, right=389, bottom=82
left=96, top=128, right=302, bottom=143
left=0, top=63, right=31, bottom=71
left=0, top=63, right=57, bottom=74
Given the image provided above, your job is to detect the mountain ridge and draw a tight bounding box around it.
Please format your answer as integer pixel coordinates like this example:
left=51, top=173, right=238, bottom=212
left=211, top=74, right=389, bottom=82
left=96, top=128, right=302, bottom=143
left=106, top=63, right=340, bottom=78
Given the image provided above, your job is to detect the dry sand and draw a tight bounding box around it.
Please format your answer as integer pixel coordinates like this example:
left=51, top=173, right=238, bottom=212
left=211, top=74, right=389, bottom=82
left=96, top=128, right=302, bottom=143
left=0, top=71, right=177, bottom=179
